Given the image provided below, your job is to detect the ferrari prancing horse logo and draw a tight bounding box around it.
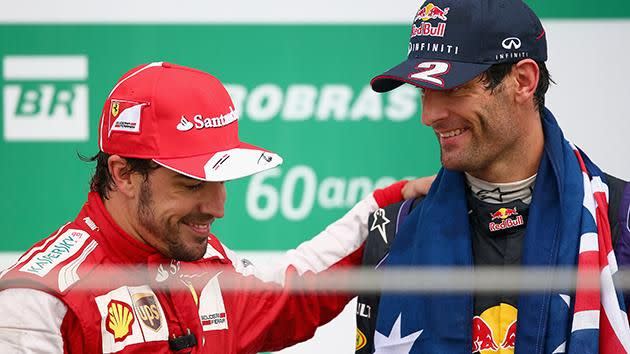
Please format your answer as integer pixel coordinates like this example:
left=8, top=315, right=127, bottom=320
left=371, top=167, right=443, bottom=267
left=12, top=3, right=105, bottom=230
left=111, top=101, right=120, bottom=117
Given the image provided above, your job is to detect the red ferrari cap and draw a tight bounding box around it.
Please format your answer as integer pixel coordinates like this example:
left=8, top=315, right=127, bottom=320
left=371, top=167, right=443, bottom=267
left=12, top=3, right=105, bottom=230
left=98, top=62, right=282, bottom=181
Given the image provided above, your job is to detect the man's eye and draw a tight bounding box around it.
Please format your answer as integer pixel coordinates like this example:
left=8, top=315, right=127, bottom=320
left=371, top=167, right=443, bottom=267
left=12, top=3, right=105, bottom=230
left=186, top=183, right=204, bottom=191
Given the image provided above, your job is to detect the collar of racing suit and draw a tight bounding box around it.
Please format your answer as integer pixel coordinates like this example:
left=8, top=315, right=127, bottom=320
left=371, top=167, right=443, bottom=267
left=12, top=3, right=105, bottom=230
left=84, top=191, right=162, bottom=264
left=465, top=173, right=537, bottom=205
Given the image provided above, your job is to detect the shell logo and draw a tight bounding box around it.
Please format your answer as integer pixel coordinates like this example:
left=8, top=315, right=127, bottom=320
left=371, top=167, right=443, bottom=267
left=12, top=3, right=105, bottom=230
left=106, top=300, right=135, bottom=342
left=356, top=328, right=367, bottom=350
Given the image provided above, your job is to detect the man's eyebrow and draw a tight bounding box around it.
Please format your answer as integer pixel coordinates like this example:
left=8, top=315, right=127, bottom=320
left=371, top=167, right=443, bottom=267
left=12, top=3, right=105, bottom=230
left=173, top=174, right=200, bottom=182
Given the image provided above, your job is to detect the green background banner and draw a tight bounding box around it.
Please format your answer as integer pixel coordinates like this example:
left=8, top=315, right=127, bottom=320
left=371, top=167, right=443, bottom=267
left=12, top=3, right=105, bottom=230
left=1, top=0, right=630, bottom=255
left=0, top=25, right=436, bottom=251
left=1, top=2, right=630, bottom=354
left=528, top=0, right=630, bottom=18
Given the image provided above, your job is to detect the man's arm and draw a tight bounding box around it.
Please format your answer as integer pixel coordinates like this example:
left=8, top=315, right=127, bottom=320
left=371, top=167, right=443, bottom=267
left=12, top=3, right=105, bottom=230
left=222, top=177, right=436, bottom=285
left=221, top=181, right=411, bottom=285
left=220, top=188, right=390, bottom=353
left=212, top=179, right=434, bottom=352
left=219, top=181, right=426, bottom=352
left=0, top=288, right=67, bottom=353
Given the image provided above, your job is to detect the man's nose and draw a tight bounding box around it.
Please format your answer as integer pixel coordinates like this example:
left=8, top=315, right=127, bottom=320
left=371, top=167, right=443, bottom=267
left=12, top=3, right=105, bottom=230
left=198, top=182, right=226, bottom=218
left=420, top=90, right=449, bottom=127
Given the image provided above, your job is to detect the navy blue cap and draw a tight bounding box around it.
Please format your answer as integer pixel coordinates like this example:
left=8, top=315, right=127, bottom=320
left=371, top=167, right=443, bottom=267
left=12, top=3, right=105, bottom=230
left=371, top=0, right=547, bottom=92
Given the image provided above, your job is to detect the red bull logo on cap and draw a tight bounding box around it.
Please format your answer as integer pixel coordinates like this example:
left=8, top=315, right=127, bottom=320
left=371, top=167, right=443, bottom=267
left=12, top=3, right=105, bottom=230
left=411, top=3, right=451, bottom=38
left=472, top=304, right=517, bottom=353
left=488, top=207, right=524, bottom=232
left=415, top=3, right=450, bottom=22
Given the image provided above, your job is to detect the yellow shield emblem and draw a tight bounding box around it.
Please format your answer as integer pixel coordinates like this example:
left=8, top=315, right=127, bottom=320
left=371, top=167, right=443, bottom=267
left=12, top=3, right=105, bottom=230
left=106, top=300, right=134, bottom=342
left=111, top=101, right=120, bottom=117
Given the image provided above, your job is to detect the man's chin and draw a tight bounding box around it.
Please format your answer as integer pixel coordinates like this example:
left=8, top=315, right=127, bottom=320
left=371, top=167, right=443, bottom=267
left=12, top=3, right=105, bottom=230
left=170, top=242, right=208, bottom=262
left=440, top=158, right=468, bottom=172
left=440, top=152, right=478, bottom=172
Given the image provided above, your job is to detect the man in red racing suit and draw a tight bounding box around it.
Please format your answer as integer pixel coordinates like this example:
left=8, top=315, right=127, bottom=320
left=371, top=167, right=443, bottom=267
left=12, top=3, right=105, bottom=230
left=0, top=185, right=404, bottom=353
left=0, top=62, right=424, bottom=353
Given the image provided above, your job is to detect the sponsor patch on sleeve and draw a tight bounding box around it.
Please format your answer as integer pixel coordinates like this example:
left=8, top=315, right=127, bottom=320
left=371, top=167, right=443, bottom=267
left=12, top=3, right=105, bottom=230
left=19, top=229, right=90, bottom=277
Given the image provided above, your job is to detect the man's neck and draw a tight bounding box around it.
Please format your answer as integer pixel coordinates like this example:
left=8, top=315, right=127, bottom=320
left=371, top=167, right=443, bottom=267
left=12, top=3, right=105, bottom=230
left=102, top=193, right=147, bottom=246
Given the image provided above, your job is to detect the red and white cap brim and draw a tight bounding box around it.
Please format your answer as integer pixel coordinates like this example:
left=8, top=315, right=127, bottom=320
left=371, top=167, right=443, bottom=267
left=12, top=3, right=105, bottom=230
left=153, top=142, right=283, bottom=182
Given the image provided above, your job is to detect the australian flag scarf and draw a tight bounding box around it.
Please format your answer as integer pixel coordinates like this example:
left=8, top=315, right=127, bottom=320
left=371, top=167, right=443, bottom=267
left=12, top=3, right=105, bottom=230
left=374, top=108, right=630, bottom=354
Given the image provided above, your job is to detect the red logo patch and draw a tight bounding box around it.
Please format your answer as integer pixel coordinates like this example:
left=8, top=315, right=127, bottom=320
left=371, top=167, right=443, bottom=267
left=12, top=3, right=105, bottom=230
left=488, top=207, right=524, bottom=232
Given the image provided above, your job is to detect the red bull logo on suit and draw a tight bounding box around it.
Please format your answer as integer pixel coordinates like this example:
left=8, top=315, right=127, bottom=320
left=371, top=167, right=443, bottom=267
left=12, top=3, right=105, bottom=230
left=488, top=208, right=524, bottom=232
left=472, top=304, right=517, bottom=354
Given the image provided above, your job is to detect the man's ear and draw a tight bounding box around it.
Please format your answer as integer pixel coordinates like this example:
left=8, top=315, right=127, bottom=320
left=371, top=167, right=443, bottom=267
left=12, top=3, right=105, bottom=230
left=107, top=155, right=141, bottom=198
left=512, top=59, right=539, bottom=106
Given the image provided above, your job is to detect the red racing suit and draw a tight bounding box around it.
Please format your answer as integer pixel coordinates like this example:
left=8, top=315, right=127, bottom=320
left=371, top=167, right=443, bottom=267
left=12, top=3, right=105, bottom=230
left=0, top=184, right=405, bottom=354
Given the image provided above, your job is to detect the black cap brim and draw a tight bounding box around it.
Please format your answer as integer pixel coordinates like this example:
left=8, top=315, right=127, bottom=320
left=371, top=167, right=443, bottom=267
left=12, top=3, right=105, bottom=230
left=371, top=58, right=492, bottom=92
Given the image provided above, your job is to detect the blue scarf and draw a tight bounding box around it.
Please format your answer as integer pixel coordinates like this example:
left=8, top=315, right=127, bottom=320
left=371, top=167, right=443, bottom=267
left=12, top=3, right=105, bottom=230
left=374, top=108, right=589, bottom=354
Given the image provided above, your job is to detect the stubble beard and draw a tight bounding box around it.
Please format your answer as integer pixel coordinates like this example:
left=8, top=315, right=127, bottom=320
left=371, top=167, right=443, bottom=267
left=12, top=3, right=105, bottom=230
left=439, top=102, right=515, bottom=175
left=137, top=180, right=206, bottom=262
left=439, top=133, right=491, bottom=173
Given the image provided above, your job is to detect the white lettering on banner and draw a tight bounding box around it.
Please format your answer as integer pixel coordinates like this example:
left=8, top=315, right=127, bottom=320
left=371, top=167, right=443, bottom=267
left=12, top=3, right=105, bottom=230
left=281, top=166, right=317, bottom=220
left=246, top=165, right=410, bottom=221
left=245, top=84, right=283, bottom=122
left=318, top=177, right=345, bottom=208
left=225, top=84, right=418, bottom=122
left=350, top=86, right=382, bottom=121
left=317, top=84, right=353, bottom=120
left=282, top=85, right=317, bottom=121
left=3, top=55, right=89, bottom=141
left=386, top=86, right=417, bottom=122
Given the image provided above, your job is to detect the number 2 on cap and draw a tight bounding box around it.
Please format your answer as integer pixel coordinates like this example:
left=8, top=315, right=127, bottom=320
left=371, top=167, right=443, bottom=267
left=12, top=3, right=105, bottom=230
left=409, top=61, right=450, bottom=87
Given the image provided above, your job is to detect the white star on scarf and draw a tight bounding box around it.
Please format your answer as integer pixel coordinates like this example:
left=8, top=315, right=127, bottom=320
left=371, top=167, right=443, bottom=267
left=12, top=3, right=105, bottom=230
left=552, top=294, right=572, bottom=354
left=374, top=313, right=423, bottom=354
left=371, top=208, right=391, bottom=244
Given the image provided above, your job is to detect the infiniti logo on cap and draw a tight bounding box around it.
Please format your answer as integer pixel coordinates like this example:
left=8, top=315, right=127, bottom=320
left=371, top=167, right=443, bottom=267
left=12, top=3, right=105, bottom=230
left=502, top=37, right=522, bottom=50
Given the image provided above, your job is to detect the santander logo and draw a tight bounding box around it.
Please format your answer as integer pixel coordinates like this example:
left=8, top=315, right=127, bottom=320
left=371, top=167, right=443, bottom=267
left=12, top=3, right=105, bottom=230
left=177, top=107, right=238, bottom=132
left=176, top=117, right=194, bottom=131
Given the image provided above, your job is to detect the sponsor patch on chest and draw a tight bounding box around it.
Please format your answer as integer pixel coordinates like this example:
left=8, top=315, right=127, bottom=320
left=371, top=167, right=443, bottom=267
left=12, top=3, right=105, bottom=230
left=198, top=272, right=229, bottom=331
left=95, top=285, right=169, bottom=353
left=488, top=207, right=525, bottom=232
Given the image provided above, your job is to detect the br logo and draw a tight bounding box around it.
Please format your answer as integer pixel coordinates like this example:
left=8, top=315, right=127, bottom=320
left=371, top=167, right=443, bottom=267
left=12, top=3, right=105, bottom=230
left=3, top=55, right=89, bottom=141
